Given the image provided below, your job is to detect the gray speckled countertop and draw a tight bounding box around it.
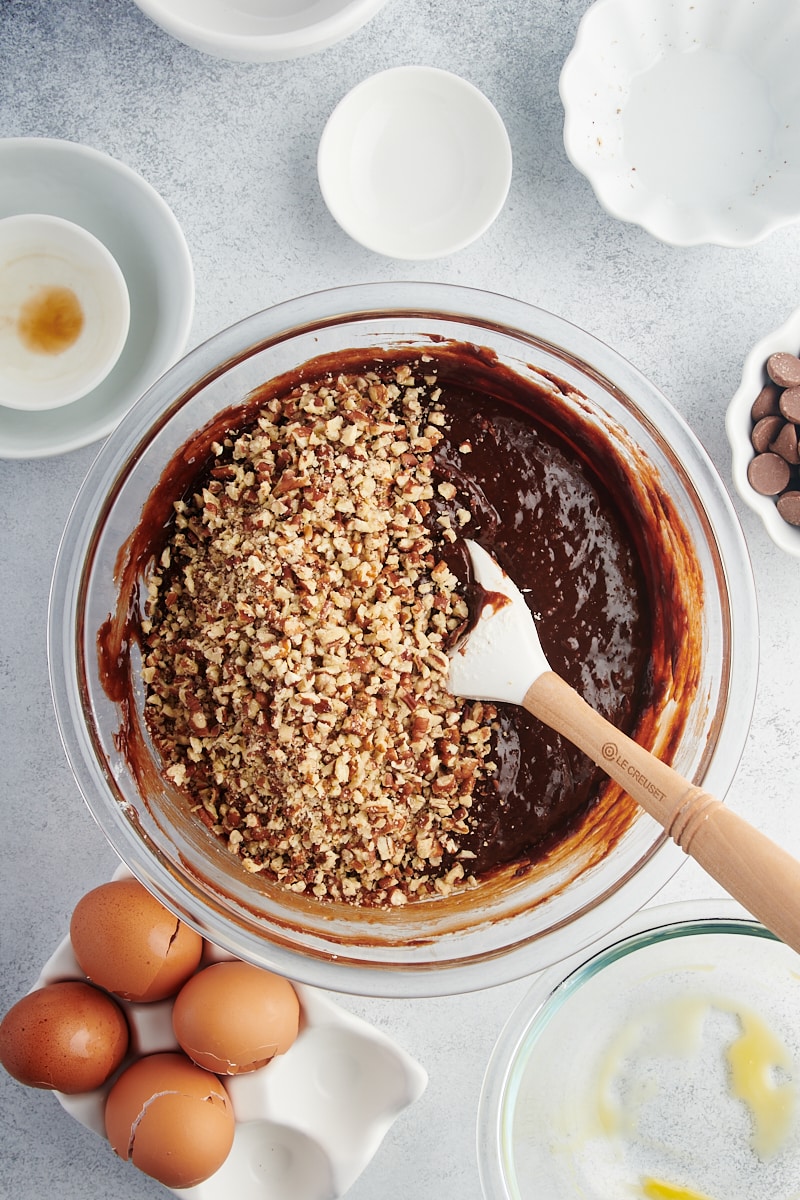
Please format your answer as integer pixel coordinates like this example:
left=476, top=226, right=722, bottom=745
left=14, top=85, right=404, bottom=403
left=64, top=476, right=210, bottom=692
left=3, top=2, right=800, bottom=1199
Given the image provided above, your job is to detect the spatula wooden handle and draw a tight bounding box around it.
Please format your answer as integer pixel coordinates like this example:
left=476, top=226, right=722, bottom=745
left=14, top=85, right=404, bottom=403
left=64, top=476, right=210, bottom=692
left=525, top=671, right=800, bottom=954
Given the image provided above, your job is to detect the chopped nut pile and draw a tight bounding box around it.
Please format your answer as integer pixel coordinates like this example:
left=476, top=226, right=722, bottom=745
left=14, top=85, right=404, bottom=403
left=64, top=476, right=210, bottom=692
left=141, top=362, right=498, bottom=906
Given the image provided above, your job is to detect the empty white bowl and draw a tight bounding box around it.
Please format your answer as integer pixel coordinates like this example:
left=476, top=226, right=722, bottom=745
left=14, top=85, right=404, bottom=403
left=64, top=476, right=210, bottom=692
left=726, top=305, right=800, bottom=557
left=131, top=0, right=390, bottom=62
left=0, top=214, right=130, bottom=411
left=559, top=0, right=800, bottom=246
left=318, top=67, right=512, bottom=259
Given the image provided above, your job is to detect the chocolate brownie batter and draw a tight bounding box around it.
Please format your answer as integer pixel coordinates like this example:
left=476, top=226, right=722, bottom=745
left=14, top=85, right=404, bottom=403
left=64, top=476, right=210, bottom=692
left=428, top=365, right=650, bottom=874
left=99, top=341, right=697, bottom=904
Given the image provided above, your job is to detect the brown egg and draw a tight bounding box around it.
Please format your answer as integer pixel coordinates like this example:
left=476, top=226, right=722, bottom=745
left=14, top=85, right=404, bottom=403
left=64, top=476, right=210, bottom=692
left=70, top=878, right=203, bottom=1002
left=105, top=1052, right=235, bottom=1187
left=172, top=960, right=300, bottom=1074
left=0, top=981, right=129, bottom=1094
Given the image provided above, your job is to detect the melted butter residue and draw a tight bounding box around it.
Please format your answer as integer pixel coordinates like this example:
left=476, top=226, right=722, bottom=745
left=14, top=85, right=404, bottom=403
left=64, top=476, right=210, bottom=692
left=590, top=991, right=797, bottom=1198
left=726, top=1007, right=795, bottom=1159
left=596, top=996, right=708, bottom=1137
left=640, top=1177, right=714, bottom=1200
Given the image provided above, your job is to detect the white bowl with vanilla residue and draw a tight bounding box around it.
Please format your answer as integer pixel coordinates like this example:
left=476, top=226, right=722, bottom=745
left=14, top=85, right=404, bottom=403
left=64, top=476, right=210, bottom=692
left=478, top=900, right=800, bottom=1200
left=0, top=213, right=130, bottom=411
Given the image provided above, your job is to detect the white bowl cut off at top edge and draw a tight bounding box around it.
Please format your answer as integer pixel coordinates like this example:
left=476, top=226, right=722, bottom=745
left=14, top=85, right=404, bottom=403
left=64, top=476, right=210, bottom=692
left=317, top=66, right=513, bottom=259
left=559, top=0, right=800, bottom=246
left=0, top=213, right=130, bottom=412
left=726, top=305, right=800, bottom=557
left=131, top=0, right=390, bottom=62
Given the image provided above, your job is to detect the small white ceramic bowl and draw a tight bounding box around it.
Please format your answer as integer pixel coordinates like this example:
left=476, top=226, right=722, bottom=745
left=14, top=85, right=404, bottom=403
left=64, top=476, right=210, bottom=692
left=131, top=0, right=389, bottom=62
left=318, top=66, right=512, bottom=260
left=559, top=0, right=800, bottom=246
left=726, top=306, right=800, bottom=557
left=0, top=214, right=130, bottom=411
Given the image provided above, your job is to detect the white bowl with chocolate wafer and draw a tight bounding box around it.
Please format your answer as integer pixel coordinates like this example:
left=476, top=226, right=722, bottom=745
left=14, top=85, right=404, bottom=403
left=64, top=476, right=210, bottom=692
left=49, top=282, right=758, bottom=998
left=726, top=306, right=800, bottom=556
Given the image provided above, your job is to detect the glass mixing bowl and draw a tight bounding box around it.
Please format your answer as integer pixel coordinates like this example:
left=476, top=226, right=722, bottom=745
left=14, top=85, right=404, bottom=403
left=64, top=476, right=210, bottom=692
left=48, top=282, right=758, bottom=998
left=477, top=901, right=800, bottom=1199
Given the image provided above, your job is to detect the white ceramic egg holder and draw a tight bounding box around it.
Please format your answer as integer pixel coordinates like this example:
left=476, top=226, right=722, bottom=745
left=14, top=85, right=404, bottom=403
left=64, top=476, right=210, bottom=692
left=35, top=932, right=427, bottom=1200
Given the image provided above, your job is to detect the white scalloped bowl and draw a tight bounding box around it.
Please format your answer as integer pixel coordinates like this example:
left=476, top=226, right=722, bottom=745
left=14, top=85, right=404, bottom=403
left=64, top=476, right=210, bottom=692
left=725, top=305, right=800, bottom=557
left=559, top=0, right=800, bottom=247
left=131, top=0, right=390, bottom=62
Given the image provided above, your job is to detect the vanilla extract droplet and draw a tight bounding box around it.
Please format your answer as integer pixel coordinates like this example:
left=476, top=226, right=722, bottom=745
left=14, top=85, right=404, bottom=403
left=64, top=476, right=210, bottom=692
left=17, top=285, right=84, bottom=355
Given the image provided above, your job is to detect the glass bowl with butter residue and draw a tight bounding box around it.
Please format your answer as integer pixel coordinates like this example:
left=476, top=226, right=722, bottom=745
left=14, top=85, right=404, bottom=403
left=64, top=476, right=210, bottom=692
left=478, top=900, right=800, bottom=1200
left=48, top=282, right=757, bottom=998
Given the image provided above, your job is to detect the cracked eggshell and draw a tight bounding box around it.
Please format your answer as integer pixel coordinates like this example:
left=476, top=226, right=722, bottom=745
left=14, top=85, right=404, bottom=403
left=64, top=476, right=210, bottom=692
left=105, top=1051, right=235, bottom=1188
left=69, top=878, right=204, bottom=1002
left=31, top=869, right=429, bottom=1200
left=172, top=961, right=300, bottom=1074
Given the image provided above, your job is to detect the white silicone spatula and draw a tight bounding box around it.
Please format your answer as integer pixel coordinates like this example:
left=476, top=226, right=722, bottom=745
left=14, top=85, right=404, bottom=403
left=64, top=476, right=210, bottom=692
left=448, top=539, right=800, bottom=954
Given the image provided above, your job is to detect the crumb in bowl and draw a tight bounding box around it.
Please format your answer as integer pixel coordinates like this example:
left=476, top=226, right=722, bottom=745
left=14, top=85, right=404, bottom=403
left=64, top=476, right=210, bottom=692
left=140, top=362, right=495, bottom=907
